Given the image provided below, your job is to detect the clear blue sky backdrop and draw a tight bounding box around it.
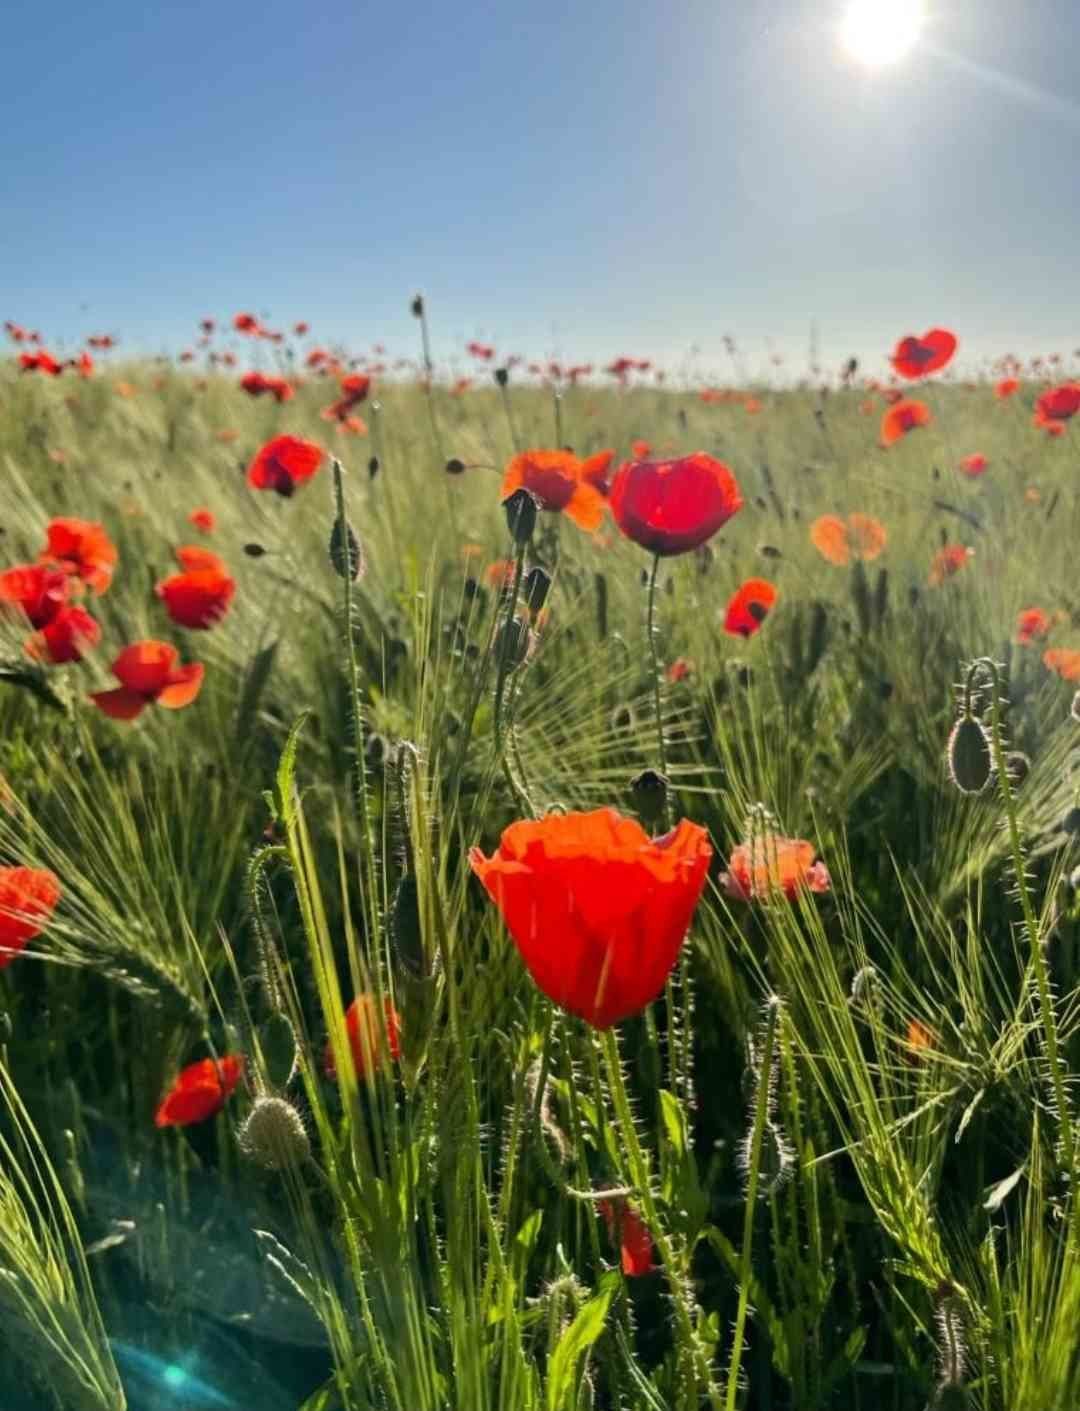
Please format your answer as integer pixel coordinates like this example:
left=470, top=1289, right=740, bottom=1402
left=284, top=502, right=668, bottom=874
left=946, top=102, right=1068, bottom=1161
left=4, top=0, right=1079, bottom=375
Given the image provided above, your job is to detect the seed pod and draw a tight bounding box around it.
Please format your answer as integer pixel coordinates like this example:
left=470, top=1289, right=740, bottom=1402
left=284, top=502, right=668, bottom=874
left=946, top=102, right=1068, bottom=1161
left=329, top=517, right=363, bottom=580
left=243, top=542, right=268, bottom=558
left=367, top=456, right=379, bottom=479
left=258, top=1011, right=298, bottom=1090
left=503, top=488, right=538, bottom=545
left=410, top=294, right=424, bottom=318
left=237, top=1096, right=310, bottom=1170
left=946, top=715, right=993, bottom=795
left=630, top=769, right=669, bottom=829
left=523, top=566, right=552, bottom=615
left=757, top=1121, right=794, bottom=1195
left=494, top=367, right=509, bottom=388
left=496, top=615, right=532, bottom=670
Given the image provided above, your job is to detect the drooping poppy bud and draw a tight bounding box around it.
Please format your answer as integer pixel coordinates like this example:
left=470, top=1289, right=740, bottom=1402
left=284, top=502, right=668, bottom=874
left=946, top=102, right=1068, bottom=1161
left=410, top=294, right=424, bottom=318
left=495, top=616, right=532, bottom=670
left=329, top=516, right=363, bottom=581
left=630, top=769, right=669, bottom=829
left=445, top=457, right=466, bottom=475
left=522, top=566, right=551, bottom=615
left=503, top=489, right=539, bottom=545
left=946, top=715, right=993, bottom=795
left=494, top=367, right=509, bottom=388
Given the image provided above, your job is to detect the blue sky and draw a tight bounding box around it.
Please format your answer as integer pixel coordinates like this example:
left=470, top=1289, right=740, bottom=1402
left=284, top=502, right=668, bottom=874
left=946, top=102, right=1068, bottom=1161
left=3, top=0, right=1079, bottom=378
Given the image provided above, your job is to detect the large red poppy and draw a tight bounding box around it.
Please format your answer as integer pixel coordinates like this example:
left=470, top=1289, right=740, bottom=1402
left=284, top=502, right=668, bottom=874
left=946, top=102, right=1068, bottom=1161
left=0, top=866, right=61, bottom=967
left=90, top=640, right=204, bottom=720
left=1034, top=384, right=1080, bottom=427
left=609, top=453, right=743, bottom=556
left=38, top=517, right=117, bottom=595
left=0, top=564, right=69, bottom=629
left=881, top=399, right=932, bottom=446
left=501, top=450, right=609, bottom=531
left=724, top=579, right=778, bottom=637
left=323, top=994, right=402, bottom=1082
left=722, top=834, right=830, bottom=901
left=247, top=435, right=325, bottom=496
left=890, top=329, right=957, bottom=380
left=154, top=1055, right=244, bottom=1128
left=599, top=1197, right=655, bottom=1277
left=156, top=547, right=235, bottom=629
left=470, top=808, right=712, bottom=1029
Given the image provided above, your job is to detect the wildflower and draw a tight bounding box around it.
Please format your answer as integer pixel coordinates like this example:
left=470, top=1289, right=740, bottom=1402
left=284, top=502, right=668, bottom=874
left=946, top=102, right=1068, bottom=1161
left=18, top=350, right=63, bottom=376
left=188, top=507, right=215, bottom=534
left=890, top=328, right=957, bottom=379
left=469, top=808, right=712, bottom=1029
left=29, top=605, right=101, bottom=664
left=609, top=453, right=743, bottom=556
left=0, top=866, right=61, bottom=967
left=156, top=547, right=235, bottom=630
left=293, top=321, right=309, bottom=336
left=466, top=341, right=495, bottom=360
left=237, top=1096, right=310, bottom=1168
left=809, top=513, right=886, bottom=566
left=324, top=995, right=402, bottom=1082
left=38, top=518, right=117, bottom=594
left=239, top=370, right=293, bottom=402
left=928, top=544, right=971, bottom=586
left=667, top=657, right=694, bottom=683
left=246, top=435, right=325, bottom=496
left=1034, top=384, right=1080, bottom=428
left=598, top=1197, right=656, bottom=1277
left=1016, top=608, right=1051, bottom=644
left=902, top=1019, right=935, bottom=1062
left=631, top=438, right=652, bottom=459
left=721, top=833, right=830, bottom=901
left=724, top=579, right=778, bottom=637
left=1044, top=648, right=1080, bottom=682
left=881, top=398, right=932, bottom=445
left=323, top=371, right=371, bottom=422
left=90, top=640, right=204, bottom=720
left=958, top=453, right=989, bottom=478
left=233, top=312, right=260, bottom=334
left=501, top=450, right=608, bottom=532
left=0, top=564, right=69, bottom=629
left=155, top=1055, right=244, bottom=1127
left=994, top=377, right=1019, bottom=400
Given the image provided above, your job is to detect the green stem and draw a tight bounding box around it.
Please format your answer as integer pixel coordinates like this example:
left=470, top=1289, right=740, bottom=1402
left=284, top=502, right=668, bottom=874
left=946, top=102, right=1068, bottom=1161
left=492, top=543, right=527, bottom=769
left=645, top=553, right=670, bottom=828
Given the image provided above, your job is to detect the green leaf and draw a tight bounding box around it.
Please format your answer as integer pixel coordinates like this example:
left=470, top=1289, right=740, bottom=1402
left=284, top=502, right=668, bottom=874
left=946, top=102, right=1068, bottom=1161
left=515, top=1208, right=544, bottom=1257
left=545, top=1274, right=616, bottom=1411
left=275, top=710, right=310, bottom=829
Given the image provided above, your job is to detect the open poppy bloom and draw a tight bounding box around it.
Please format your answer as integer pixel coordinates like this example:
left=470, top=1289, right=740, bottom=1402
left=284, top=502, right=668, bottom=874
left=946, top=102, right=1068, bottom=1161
left=90, top=640, right=204, bottom=720
left=881, top=399, right=932, bottom=446
left=29, top=605, right=101, bottom=665
left=466, top=341, right=495, bottom=360
left=609, top=452, right=743, bottom=556
left=233, top=312, right=260, bottom=334
left=188, top=507, right=215, bottom=534
left=156, top=547, right=235, bottom=629
left=0, top=866, right=61, bottom=968
left=470, top=808, right=712, bottom=1030
left=809, top=513, right=887, bottom=566
left=577, top=449, right=617, bottom=497
left=38, top=518, right=117, bottom=594
left=599, top=1197, right=656, bottom=1277
left=239, top=370, right=294, bottom=402
left=928, top=544, right=971, bottom=586
left=1016, top=608, right=1051, bottom=645
left=958, top=453, right=989, bottom=478
left=724, top=579, right=778, bottom=637
left=19, top=350, right=63, bottom=376
left=1044, top=648, right=1080, bottom=682
left=323, top=994, right=402, bottom=1082
left=1034, top=384, right=1080, bottom=428
left=322, top=371, right=372, bottom=423
left=722, top=833, right=830, bottom=901
left=994, top=377, right=1020, bottom=400
left=889, top=329, right=957, bottom=380
left=247, top=435, right=325, bottom=496
left=502, top=450, right=609, bottom=532
left=154, top=1055, right=244, bottom=1128
left=0, top=564, right=70, bottom=629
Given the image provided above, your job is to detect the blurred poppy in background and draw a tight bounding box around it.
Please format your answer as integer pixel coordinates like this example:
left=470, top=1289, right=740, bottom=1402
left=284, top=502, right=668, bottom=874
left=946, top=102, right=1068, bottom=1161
left=155, top=1055, right=244, bottom=1127
left=881, top=399, right=932, bottom=445
left=91, top=641, right=204, bottom=720
left=724, top=579, right=777, bottom=637
left=809, top=513, right=886, bottom=566
left=890, top=328, right=957, bottom=379
left=0, top=866, right=61, bottom=967
left=38, top=518, right=117, bottom=594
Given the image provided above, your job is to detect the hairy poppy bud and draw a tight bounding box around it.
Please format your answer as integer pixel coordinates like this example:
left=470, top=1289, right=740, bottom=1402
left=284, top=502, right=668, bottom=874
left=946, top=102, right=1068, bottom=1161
left=630, top=769, right=669, bottom=828
left=329, top=517, right=363, bottom=581
left=503, top=488, right=538, bottom=544
left=495, top=616, right=531, bottom=670
left=850, top=964, right=882, bottom=1016
left=1004, top=751, right=1031, bottom=788
left=494, top=367, right=509, bottom=388
left=258, top=1011, right=298, bottom=1090
left=237, top=1096, right=310, bottom=1170
left=445, top=457, right=466, bottom=475
left=946, top=715, right=993, bottom=795
left=1063, top=806, right=1080, bottom=835
left=522, top=566, right=551, bottom=615
left=243, top=542, right=267, bottom=558
left=410, top=294, right=424, bottom=318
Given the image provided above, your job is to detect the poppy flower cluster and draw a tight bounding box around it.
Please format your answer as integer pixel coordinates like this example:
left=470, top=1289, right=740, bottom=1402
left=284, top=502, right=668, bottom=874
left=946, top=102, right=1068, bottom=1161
left=156, top=547, right=235, bottom=630
left=0, top=563, right=100, bottom=664
left=323, top=372, right=371, bottom=424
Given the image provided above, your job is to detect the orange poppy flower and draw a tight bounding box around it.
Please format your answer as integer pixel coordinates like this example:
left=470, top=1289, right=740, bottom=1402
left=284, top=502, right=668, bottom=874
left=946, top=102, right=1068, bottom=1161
left=0, top=866, right=61, bottom=967
left=470, top=808, right=712, bottom=1030
left=994, top=377, right=1019, bottom=400
left=38, top=518, right=117, bottom=595
left=322, top=371, right=372, bottom=423
left=1016, top=608, right=1051, bottom=645
left=667, top=656, right=694, bottom=683
left=722, top=833, right=830, bottom=901
left=188, top=507, right=215, bottom=534
left=889, top=329, right=957, bottom=379
left=29, top=605, right=101, bottom=665
left=155, top=1055, right=244, bottom=1127
left=881, top=399, right=932, bottom=446
left=724, top=579, right=777, bottom=637
left=577, top=449, right=617, bottom=496
left=485, top=559, right=516, bottom=589
left=902, top=1019, right=935, bottom=1062
left=809, top=513, right=887, bottom=566
left=598, top=1197, right=656, bottom=1277
left=90, top=640, right=204, bottom=720
left=958, top=453, right=989, bottom=478
left=501, top=450, right=608, bottom=532
left=323, top=995, right=402, bottom=1082
left=247, top=435, right=325, bottom=496
left=928, top=544, right=971, bottom=587
left=744, top=396, right=762, bottom=414
left=1044, top=648, right=1080, bottom=682
left=0, top=564, right=69, bottom=629
left=609, top=453, right=743, bottom=556
left=156, top=548, right=235, bottom=630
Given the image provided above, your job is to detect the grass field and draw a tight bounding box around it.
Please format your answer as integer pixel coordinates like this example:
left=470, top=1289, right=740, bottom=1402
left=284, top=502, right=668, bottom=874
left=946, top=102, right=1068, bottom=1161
left=1, top=323, right=1079, bottom=1410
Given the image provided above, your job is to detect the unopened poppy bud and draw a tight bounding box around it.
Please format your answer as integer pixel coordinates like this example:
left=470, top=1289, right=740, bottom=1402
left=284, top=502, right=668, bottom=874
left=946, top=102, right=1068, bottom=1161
left=368, top=456, right=379, bottom=479
left=1004, top=751, right=1031, bottom=788
left=946, top=715, right=993, bottom=795
left=1063, top=806, right=1080, bottom=835
left=237, top=1096, right=310, bottom=1170
left=503, top=488, right=539, bottom=544
left=243, top=542, right=267, bottom=558
left=329, top=517, right=363, bottom=581
left=410, top=294, right=424, bottom=318
left=758, top=1121, right=794, bottom=1194
left=522, top=566, right=551, bottom=615
left=850, top=964, right=882, bottom=1015
left=494, top=367, right=509, bottom=387
left=445, top=457, right=466, bottom=475
left=496, top=616, right=532, bottom=670
left=630, top=769, right=669, bottom=828
left=258, top=1011, right=298, bottom=1090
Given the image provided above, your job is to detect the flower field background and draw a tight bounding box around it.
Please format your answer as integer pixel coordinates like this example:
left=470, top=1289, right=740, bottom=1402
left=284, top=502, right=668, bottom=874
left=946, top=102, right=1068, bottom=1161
left=1, top=316, right=1080, bottom=1410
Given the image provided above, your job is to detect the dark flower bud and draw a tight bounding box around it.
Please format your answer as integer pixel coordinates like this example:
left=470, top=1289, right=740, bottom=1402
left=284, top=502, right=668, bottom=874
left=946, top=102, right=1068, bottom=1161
left=368, top=456, right=379, bottom=479
left=630, top=769, right=668, bottom=828
left=503, top=488, right=539, bottom=544
left=494, top=367, right=509, bottom=388
left=463, top=576, right=482, bottom=601
left=1004, top=751, right=1031, bottom=788
left=758, top=544, right=783, bottom=559
left=329, top=517, right=363, bottom=580
left=523, top=566, right=551, bottom=615
left=947, top=715, right=993, bottom=795
left=258, top=1011, right=298, bottom=1090
left=243, top=542, right=268, bottom=558
left=445, top=457, right=466, bottom=475
left=410, top=294, right=424, bottom=318
left=391, top=873, right=427, bottom=979
left=1063, top=806, right=1080, bottom=836
left=496, top=616, right=532, bottom=670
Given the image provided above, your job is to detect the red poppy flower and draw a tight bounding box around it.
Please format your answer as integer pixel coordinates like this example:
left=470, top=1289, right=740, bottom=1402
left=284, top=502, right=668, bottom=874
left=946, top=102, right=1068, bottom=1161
left=72, top=351, right=94, bottom=378
left=724, top=579, right=778, bottom=637
left=1016, top=608, right=1051, bottom=645
left=239, top=370, right=294, bottom=402
left=29, top=605, right=101, bottom=665
left=928, top=544, right=971, bottom=586
left=994, top=377, right=1019, bottom=400
left=470, top=808, right=712, bottom=1030
left=188, top=507, right=216, bottom=534
left=19, top=350, right=63, bottom=376
left=246, top=435, right=325, bottom=496
left=1034, top=384, right=1080, bottom=427
left=1039, top=419, right=1067, bottom=438
left=233, top=312, right=260, bottom=334
left=0, top=564, right=69, bottom=629
left=809, top=513, right=887, bottom=566
left=154, top=1055, right=244, bottom=1128
left=502, top=450, right=609, bottom=532
left=322, top=371, right=371, bottom=423
left=881, top=399, right=932, bottom=445
left=958, top=453, right=989, bottom=478
left=466, top=341, right=495, bottom=360
left=156, top=548, right=235, bottom=630
left=293, top=321, right=309, bottom=336
left=323, top=994, right=402, bottom=1082
left=1044, top=648, right=1080, bottom=682
left=889, top=329, right=957, bottom=380
left=599, top=1197, right=656, bottom=1277
left=722, top=833, right=830, bottom=901
left=90, top=640, right=204, bottom=720
left=609, top=453, right=743, bottom=556
left=38, top=518, right=117, bottom=595
left=667, top=657, right=694, bottom=683
left=0, top=866, right=61, bottom=967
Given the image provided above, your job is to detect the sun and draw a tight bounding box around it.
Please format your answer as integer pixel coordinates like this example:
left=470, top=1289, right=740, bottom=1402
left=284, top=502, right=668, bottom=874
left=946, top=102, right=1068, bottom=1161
left=840, top=0, right=926, bottom=68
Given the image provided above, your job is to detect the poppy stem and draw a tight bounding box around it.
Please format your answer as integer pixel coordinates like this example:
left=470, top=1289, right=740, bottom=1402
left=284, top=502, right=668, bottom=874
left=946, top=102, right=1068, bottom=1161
left=499, top=382, right=521, bottom=454
left=645, top=553, right=670, bottom=830
left=492, top=544, right=528, bottom=796
left=552, top=388, right=564, bottom=447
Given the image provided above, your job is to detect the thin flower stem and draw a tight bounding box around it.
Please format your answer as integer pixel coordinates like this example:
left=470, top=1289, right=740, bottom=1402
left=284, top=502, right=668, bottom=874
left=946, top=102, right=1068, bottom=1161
left=492, top=544, right=527, bottom=765
left=500, top=383, right=520, bottom=453
left=646, top=552, right=670, bottom=828
left=724, top=998, right=779, bottom=1411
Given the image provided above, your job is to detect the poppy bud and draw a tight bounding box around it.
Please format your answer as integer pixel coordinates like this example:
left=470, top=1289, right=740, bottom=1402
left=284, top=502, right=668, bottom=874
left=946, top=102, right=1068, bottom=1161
left=522, top=566, right=551, bottom=615
left=243, top=543, right=268, bottom=558
left=758, top=1121, right=794, bottom=1195
left=391, top=873, right=427, bottom=979
left=850, top=964, right=882, bottom=1016
left=495, top=616, right=532, bottom=671
left=445, top=457, right=466, bottom=475
left=1062, top=806, right=1080, bottom=836
left=611, top=703, right=636, bottom=732
left=494, top=367, right=509, bottom=388
left=1004, top=751, right=1031, bottom=788
left=630, top=769, right=669, bottom=829
left=410, top=294, right=424, bottom=318
left=368, top=456, right=379, bottom=479
left=329, top=517, right=363, bottom=581
left=503, top=488, right=539, bottom=544
left=946, top=715, right=993, bottom=795
left=258, top=1011, right=298, bottom=1090
left=237, top=1096, right=310, bottom=1170
left=758, top=544, right=782, bottom=559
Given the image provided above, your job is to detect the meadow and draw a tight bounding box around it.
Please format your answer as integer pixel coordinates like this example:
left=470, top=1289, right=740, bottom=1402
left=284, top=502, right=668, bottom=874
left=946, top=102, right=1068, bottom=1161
left=1, top=316, right=1079, bottom=1411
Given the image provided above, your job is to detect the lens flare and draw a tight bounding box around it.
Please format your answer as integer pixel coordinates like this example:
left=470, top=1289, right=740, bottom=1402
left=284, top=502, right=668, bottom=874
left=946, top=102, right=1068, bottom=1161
left=840, top=0, right=925, bottom=68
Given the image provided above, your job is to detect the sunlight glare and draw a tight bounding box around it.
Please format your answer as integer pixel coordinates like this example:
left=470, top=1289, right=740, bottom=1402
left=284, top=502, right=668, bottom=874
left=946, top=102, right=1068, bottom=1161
left=840, top=0, right=925, bottom=68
